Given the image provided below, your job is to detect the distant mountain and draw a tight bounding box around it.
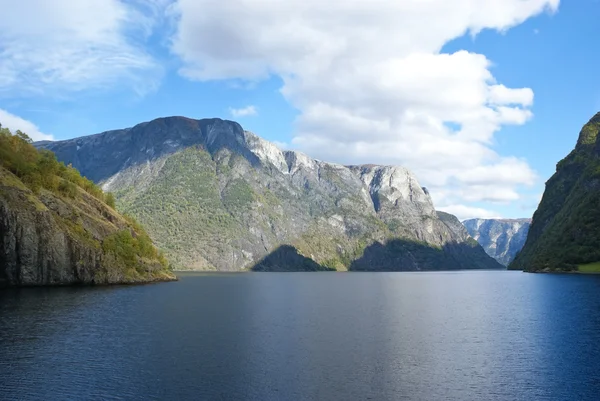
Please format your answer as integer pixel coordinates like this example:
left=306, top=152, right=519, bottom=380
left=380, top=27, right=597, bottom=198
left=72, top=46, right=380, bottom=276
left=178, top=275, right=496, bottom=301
left=38, top=116, right=501, bottom=272
left=510, top=111, right=600, bottom=272
left=0, top=127, right=175, bottom=287
left=462, top=219, right=531, bottom=266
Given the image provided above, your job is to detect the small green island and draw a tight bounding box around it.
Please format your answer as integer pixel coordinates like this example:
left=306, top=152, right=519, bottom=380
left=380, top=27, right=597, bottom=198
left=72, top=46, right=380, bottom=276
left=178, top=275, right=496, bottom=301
left=0, top=126, right=176, bottom=287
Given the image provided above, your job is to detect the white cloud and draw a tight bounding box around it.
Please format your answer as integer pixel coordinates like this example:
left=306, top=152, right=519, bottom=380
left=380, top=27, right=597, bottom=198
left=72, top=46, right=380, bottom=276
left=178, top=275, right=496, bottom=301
left=169, top=0, right=558, bottom=218
left=229, top=105, right=258, bottom=118
left=0, top=109, right=53, bottom=141
left=489, top=85, right=534, bottom=106
left=518, top=191, right=544, bottom=212
left=273, top=141, right=289, bottom=150
left=0, top=0, right=163, bottom=96
left=438, top=204, right=503, bottom=221
left=455, top=157, right=537, bottom=186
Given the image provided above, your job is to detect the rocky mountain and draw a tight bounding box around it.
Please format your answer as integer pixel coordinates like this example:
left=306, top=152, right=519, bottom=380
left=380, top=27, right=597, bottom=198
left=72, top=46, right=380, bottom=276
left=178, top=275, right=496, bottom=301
left=462, top=218, right=531, bottom=266
left=0, top=127, right=176, bottom=287
left=510, top=111, right=600, bottom=272
left=38, top=116, right=501, bottom=272
left=348, top=211, right=503, bottom=272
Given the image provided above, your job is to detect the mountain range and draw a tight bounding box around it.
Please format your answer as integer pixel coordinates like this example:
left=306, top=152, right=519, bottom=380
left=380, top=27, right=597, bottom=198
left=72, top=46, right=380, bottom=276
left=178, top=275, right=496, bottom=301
left=38, top=116, right=501, bottom=272
left=463, top=219, right=531, bottom=266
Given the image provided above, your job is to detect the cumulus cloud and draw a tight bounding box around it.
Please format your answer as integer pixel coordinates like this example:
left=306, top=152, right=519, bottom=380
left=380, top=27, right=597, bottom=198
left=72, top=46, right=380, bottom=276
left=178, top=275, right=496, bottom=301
left=169, top=0, right=558, bottom=217
left=273, top=141, right=289, bottom=150
left=0, top=109, right=53, bottom=141
left=0, top=0, right=163, bottom=96
left=438, top=204, right=503, bottom=221
left=229, top=105, right=258, bottom=118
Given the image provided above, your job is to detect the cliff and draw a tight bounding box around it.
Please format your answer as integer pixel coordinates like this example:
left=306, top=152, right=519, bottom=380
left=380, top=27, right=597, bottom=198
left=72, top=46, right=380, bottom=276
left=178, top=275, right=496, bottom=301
left=510, top=112, right=600, bottom=272
left=463, top=218, right=531, bottom=266
left=0, top=128, right=176, bottom=286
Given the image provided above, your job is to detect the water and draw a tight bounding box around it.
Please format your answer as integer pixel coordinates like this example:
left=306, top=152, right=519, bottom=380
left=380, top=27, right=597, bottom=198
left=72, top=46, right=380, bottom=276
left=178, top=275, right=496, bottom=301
left=1, top=271, right=600, bottom=401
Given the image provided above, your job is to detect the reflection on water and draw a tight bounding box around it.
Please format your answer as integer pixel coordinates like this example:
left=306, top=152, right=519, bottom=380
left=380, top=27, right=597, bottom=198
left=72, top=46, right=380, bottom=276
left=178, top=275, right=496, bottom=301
left=1, top=271, right=599, bottom=400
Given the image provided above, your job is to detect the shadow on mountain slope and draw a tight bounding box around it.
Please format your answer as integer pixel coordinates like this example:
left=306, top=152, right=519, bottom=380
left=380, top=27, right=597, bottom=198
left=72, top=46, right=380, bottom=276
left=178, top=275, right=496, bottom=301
left=251, top=245, right=335, bottom=272
left=349, top=239, right=504, bottom=271
left=36, top=117, right=263, bottom=183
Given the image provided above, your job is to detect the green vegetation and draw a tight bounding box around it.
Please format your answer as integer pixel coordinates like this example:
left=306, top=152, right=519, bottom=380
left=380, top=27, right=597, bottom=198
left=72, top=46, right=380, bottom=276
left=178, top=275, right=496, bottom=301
left=0, top=125, right=110, bottom=204
left=222, top=178, right=256, bottom=211
left=102, top=228, right=168, bottom=271
left=105, top=192, right=116, bottom=208
left=510, top=112, right=600, bottom=272
left=576, top=115, right=600, bottom=147
left=115, top=147, right=242, bottom=269
left=0, top=125, right=172, bottom=279
left=578, top=262, right=600, bottom=274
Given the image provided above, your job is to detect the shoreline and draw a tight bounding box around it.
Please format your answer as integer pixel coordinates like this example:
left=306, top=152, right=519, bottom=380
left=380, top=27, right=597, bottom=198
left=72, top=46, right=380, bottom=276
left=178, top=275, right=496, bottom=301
left=525, top=270, right=600, bottom=275
left=0, top=274, right=178, bottom=289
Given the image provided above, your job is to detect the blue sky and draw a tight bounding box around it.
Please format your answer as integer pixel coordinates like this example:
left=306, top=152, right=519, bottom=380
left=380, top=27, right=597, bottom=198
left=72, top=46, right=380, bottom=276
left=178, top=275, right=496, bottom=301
left=1, top=0, right=597, bottom=220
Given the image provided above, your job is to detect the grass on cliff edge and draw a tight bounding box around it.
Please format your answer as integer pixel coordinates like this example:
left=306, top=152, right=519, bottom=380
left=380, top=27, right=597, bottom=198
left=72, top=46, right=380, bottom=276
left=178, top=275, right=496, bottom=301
left=577, top=262, right=600, bottom=273
left=0, top=125, right=113, bottom=205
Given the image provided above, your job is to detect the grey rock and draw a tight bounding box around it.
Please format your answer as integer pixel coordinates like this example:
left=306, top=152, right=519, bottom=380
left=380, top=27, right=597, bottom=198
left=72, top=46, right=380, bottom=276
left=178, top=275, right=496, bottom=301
left=0, top=171, right=176, bottom=286
left=38, top=116, right=502, bottom=272
left=462, top=218, right=531, bottom=266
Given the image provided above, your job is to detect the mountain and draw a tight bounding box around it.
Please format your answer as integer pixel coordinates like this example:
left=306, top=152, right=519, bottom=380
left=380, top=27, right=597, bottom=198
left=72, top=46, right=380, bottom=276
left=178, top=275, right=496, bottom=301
left=37, top=116, right=502, bottom=272
left=510, top=112, right=600, bottom=272
left=347, top=211, right=503, bottom=272
left=0, top=127, right=176, bottom=287
left=462, top=218, right=531, bottom=266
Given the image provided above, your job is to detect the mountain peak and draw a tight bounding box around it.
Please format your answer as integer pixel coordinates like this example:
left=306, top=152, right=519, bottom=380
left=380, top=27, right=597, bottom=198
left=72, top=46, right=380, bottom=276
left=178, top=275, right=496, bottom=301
left=36, top=116, right=428, bottom=190
left=463, top=218, right=532, bottom=266
left=576, top=111, right=600, bottom=149
left=36, top=115, right=501, bottom=271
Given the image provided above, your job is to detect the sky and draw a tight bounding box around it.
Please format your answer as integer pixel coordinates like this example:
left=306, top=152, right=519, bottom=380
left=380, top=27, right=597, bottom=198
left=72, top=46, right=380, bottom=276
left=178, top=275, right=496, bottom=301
left=1, top=0, right=599, bottom=221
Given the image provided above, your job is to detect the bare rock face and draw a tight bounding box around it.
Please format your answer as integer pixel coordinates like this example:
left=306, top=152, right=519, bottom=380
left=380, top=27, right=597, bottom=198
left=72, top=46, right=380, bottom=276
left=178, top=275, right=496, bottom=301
left=463, top=218, right=531, bottom=266
left=37, top=116, right=501, bottom=272
left=0, top=168, right=176, bottom=287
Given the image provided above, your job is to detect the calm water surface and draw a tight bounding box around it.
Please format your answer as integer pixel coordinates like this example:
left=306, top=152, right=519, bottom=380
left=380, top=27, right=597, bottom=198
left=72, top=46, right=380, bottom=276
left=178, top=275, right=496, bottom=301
left=1, top=271, right=600, bottom=400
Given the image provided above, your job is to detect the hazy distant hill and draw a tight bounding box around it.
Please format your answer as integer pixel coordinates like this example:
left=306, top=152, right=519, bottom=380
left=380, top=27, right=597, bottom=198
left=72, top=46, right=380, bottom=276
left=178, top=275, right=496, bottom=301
left=463, top=218, right=531, bottom=266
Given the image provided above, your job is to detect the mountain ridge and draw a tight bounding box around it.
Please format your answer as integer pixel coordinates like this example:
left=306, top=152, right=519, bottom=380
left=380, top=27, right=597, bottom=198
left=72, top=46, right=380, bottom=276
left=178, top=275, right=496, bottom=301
left=463, top=218, right=531, bottom=266
left=38, top=116, right=502, bottom=272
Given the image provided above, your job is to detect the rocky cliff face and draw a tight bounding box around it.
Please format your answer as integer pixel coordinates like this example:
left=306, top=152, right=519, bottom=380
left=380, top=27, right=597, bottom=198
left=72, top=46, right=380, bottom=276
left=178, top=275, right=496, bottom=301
left=0, top=167, right=176, bottom=287
left=510, top=112, right=600, bottom=272
left=462, top=219, right=531, bottom=266
left=38, top=116, right=501, bottom=272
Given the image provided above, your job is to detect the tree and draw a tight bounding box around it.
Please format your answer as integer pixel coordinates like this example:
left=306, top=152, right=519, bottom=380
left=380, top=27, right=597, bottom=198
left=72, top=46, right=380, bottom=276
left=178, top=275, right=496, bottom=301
left=15, top=130, right=32, bottom=144
left=105, top=192, right=116, bottom=209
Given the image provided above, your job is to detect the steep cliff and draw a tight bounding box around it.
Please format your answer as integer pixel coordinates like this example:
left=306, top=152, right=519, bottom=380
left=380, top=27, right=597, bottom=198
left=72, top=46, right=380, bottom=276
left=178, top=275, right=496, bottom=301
left=0, top=128, right=176, bottom=286
left=38, top=116, right=501, bottom=272
left=510, top=112, right=600, bottom=272
left=463, top=218, right=531, bottom=266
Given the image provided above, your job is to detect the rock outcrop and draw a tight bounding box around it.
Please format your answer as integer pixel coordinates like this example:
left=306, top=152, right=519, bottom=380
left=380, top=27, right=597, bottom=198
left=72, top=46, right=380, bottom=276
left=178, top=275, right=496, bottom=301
left=0, top=167, right=176, bottom=286
left=38, top=116, right=502, bottom=272
left=0, top=126, right=175, bottom=287
left=463, top=218, right=531, bottom=266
